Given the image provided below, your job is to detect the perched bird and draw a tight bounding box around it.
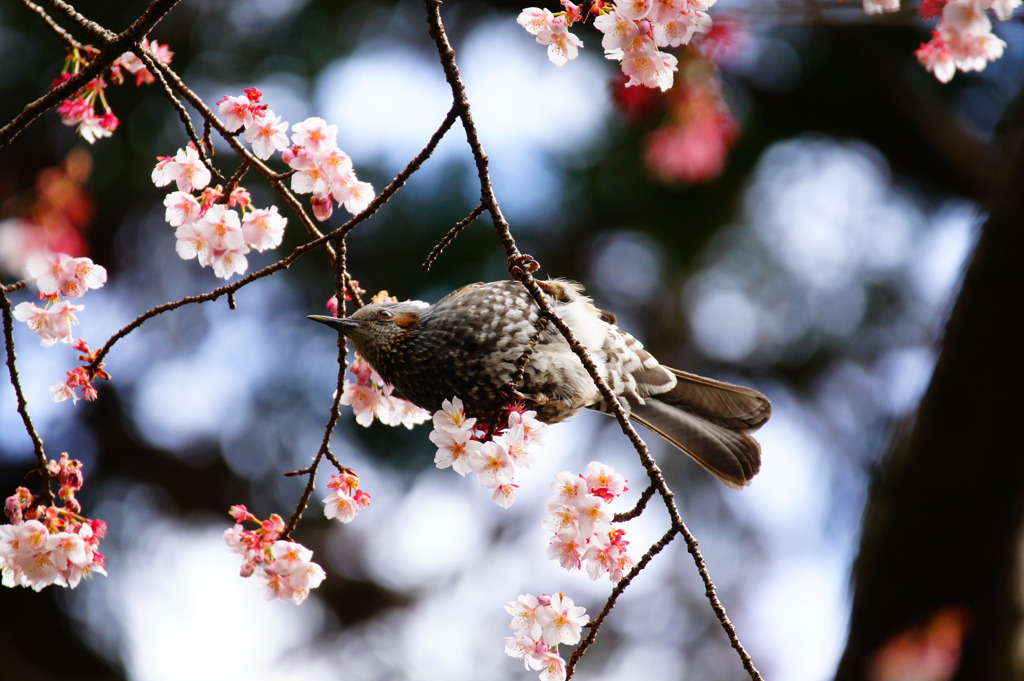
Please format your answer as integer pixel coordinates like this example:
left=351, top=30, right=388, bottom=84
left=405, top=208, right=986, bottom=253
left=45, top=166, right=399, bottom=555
left=309, top=279, right=770, bottom=488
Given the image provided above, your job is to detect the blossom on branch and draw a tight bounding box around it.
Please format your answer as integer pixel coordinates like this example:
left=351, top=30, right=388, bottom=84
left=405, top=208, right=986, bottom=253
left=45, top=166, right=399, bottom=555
left=504, top=592, right=589, bottom=681
left=542, top=463, right=633, bottom=581
left=13, top=299, right=83, bottom=347
left=1, top=454, right=107, bottom=591
left=26, top=252, right=107, bottom=299
left=323, top=471, right=372, bottom=523
left=52, top=40, right=172, bottom=143
left=224, top=508, right=325, bottom=605
left=518, top=0, right=713, bottom=90
left=427, top=397, right=547, bottom=508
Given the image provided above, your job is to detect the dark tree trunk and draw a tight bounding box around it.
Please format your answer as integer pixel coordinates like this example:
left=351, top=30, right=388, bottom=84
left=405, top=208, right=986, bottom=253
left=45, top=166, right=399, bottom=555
left=836, top=102, right=1024, bottom=681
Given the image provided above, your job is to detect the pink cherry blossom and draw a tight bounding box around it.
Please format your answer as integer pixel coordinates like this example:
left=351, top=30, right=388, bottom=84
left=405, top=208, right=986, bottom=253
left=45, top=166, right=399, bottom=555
left=584, top=461, right=628, bottom=501
left=244, top=109, right=289, bottom=160
left=174, top=222, right=213, bottom=265
left=210, top=249, right=249, bottom=280
left=152, top=145, right=212, bottom=193
left=433, top=396, right=476, bottom=433
left=13, top=300, right=83, bottom=346
left=340, top=380, right=393, bottom=427
left=536, top=593, right=589, bottom=646
left=25, top=252, right=82, bottom=297
left=506, top=593, right=545, bottom=639
left=916, top=34, right=957, bottom=82
left=195, top=204, right=245, bottom=252
left=471, top=440, right=516, bottom=488
left=217, top=94, right=255, bottom=132
left=431, top=426, right=483, bottom=475
left=546, top=528, right=584, bottom=570
left=291, top=117, right=338, bottom=154
left=549, top=471, right=587, bottom=505
left=517, top=8, right=557, bottom=38
left=382, top=396, right=431, bottom=429
left=163, top=191, right=202, bottom=226
left=241, top=206, right=287, bottom=252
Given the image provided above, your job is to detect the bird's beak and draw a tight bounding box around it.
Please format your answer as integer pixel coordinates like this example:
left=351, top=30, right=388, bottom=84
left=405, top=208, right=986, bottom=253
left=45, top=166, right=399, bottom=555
left=307, top=315, right=361, bottom=333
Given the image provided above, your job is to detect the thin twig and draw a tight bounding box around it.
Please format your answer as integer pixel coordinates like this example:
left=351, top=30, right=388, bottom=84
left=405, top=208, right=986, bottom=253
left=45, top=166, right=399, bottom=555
left=0, top=288, right=53, bottom=504
left=566, top=526, right=681, bottom=678
left=0, top=0, right=183, bottom=148
left=221, top=159, right=251, bottom=201
left=613, top=483, right=656, bottom=522
left=136, top=45, right=224, bottom=182
left=20, top=0, right=84, bottom=51
left=422, top=203, right=486, bottom=271
left=41, top=0, right=116, bottom=42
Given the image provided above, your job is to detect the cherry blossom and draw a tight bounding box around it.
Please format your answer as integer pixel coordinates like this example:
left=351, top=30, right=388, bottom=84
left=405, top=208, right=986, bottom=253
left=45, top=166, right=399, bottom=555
left=13, top=299, right=83, bottom=347
left=224, top=509, right=326, bottom=605
left=323, top=471, right=372, bottom=523
left=471, top=440, right=516, bottom=488
left=504, top=592, right=589, bottom=681
left=430, top=423, right=483, bottom=475
left=52, top=41, right=171, bottom=143
left=340, top=352, right=430, bottom=428
left=241, top=206, right=287, bottom=252
left=518, top=8, right=584, bottom=66
left=427, top=399, right=546, bottom=505
left=26, top=253, right=107, bottom=298
left=863, top=0, right=901, bottom=13
left=911, top=0, right=1016, bottom=81
left=163, top=191, right=202, bottom=227
left=1, top=455, right=107, bottom=591
left=244, top=109, right=290, bottom=160
left=541, top=463, right=633, bottom=581
left=519, top=0, right=711, bottom=91
left=152, top=144, right=212, bottom=193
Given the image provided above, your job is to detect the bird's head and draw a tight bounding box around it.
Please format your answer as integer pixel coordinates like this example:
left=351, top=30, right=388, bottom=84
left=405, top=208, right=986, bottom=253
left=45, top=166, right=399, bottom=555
left=308, top=301, right=427, bottom=364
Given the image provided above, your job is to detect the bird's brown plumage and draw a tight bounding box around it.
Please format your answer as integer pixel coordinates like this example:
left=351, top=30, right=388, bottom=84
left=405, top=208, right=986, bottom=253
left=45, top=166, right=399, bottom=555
left=310, top=279, right=771, bottom=488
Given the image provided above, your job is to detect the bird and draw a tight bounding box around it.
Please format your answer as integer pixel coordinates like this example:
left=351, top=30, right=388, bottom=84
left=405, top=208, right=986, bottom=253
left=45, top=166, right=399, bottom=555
left=308, top=278, right=770, bottom=488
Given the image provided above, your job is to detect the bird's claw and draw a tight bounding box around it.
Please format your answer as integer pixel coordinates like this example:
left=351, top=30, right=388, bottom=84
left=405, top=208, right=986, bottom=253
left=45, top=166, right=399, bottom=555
left=508, top=254, right=540, bottom=282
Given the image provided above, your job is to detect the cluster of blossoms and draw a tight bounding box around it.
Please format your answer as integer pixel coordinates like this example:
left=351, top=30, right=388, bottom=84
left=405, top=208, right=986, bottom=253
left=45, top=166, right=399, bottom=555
left=223, top=506, right=326, bottom=604
left=54, top=39, right=173, bottom=143
left=323, top=470, right=372, bottom=524
left=338, top=291, right=432, bottom=429
left=863, top=0, right=1019, bottom=82
left=1, top=453, right=107, bottom=591
left=155, top=142, right=287, bottom=280
left=217, top=89, right=375, bottom=222
left=341, top=352, right=432, bottom=427
left=504, top=592, right=589, bottom=681
left=429, top=397, right=547, bottom=508
left=518, top=0, right=716, bottom=91
left=12, top=252, right=110, bottom=403
left=544, top=463, right=634, bottom=582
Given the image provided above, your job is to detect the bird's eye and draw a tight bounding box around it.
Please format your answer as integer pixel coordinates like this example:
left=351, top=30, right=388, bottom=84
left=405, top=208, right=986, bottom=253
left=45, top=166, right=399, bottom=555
left=378, top=309, right=394, bottom=320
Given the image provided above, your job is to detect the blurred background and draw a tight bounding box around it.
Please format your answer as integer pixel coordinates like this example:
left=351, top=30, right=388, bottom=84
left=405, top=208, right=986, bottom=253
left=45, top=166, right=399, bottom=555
left=1, top=1, right=1022, bottom=680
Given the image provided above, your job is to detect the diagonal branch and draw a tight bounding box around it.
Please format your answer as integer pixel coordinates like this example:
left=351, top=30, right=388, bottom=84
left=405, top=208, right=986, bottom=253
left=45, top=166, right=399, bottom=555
left=0, top=0, right=183, bottom=148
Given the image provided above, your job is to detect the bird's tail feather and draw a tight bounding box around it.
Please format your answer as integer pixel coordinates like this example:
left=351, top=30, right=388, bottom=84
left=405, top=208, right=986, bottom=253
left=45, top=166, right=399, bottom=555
left=656, top=368, right=771, bottom=431
left=630, top=400, right=762, bottom=489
